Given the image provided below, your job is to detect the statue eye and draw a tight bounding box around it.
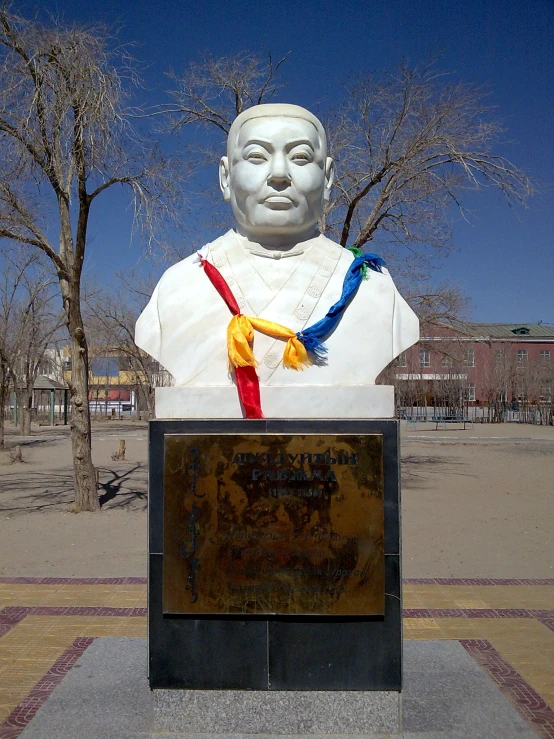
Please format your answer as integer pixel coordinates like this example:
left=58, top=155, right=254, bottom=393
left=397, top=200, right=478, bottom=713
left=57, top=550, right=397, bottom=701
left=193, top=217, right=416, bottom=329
left=247, top=151, right=267, bottom=162
left=291, top=152, right=311, bottom=162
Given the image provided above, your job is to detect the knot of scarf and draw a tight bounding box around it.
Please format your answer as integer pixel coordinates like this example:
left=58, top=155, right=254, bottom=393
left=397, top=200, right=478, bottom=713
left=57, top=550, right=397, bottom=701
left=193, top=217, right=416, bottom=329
left=227, top=314, right=311, bottom=371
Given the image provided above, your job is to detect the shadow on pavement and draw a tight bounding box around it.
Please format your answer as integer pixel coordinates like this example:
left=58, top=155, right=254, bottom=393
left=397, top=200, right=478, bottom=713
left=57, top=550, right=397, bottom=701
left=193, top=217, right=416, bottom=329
left=98, top=465, right=147, bottom=509
left=0, top=464, right=147, bottom=514
left=401, top=454, right=468, bottom=491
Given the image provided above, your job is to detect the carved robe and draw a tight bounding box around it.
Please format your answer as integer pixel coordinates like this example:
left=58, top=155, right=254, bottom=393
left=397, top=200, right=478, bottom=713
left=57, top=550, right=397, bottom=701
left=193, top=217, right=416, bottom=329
left=135, top=230, right=419, bottom=387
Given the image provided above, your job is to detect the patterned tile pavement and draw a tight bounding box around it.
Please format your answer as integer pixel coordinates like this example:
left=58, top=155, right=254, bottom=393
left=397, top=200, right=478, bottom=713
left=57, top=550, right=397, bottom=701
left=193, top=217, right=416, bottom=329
left=0, top=577, right=552, bottom=738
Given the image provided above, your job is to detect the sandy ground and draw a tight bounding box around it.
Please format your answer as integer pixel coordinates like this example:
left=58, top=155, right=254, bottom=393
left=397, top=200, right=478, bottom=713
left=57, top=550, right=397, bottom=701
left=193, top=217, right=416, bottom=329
left=0, top=422, right=148, bottom=578
left=0, top=419, right=552, bottom=578
left=401, top=423, right=553, bottom=577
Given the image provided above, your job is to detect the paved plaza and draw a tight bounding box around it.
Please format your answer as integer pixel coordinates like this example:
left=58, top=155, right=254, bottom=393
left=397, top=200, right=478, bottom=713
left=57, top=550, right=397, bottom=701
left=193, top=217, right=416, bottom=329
left=0, top=421, right=552, bottom=736
left=0, top=577, right=552, bottom=737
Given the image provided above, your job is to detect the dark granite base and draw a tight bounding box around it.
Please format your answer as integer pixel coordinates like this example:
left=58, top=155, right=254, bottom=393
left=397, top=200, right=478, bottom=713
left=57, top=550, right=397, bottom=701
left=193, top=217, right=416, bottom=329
left=19, top=638, right=537, bottom=738
left=148, top=420, right=402, bottom=691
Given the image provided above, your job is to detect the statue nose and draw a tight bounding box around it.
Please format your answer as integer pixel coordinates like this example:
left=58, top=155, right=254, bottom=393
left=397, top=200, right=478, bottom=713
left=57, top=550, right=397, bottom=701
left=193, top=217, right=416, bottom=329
left=267, top=154, right=291, bottom=185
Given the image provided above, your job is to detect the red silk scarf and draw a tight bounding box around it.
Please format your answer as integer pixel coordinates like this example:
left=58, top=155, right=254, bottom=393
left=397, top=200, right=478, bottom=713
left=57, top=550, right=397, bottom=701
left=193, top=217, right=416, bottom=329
left=200, top=258, right=264, bottom=419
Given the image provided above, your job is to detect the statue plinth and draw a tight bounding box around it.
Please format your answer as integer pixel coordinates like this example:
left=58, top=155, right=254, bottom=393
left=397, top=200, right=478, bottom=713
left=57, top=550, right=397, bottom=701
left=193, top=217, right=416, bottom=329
left=155, top=384, right=395, bottom=419
left=149, top=418, right=402, bottom=735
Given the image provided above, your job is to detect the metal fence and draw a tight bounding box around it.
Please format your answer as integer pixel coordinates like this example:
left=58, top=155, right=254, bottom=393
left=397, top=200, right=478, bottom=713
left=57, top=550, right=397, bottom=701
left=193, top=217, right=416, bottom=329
left=397, top=404, right=552, bottom=425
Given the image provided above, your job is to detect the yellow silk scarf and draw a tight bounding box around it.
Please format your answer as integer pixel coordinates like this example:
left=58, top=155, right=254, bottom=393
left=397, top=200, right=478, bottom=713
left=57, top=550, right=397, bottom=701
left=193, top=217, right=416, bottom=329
left=227, top=315, right=311, bottom=371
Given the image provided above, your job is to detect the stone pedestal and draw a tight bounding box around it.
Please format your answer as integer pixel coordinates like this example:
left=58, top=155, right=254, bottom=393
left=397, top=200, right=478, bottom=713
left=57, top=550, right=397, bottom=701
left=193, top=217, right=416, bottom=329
left=148, top=419, right=402, bottom=735
left=155, top=384, right=395, bottom=419
left=19, top=638, right=538, bottom=738
left=152, top=688, right=401, bottom=735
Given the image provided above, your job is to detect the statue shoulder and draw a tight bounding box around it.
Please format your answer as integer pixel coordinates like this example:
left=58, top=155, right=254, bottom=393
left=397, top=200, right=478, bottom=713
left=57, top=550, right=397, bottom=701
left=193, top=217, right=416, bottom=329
left=315, top=235, right=392, bottom=275
left=157, top=231, right=236, bottom=288
left=315, top=235, right=397, bottom=284
left=156, top=252, right=199, bottom=291
left=154, top=232, right=230, bottom=291
left=316, top=234, right=353, bottom=259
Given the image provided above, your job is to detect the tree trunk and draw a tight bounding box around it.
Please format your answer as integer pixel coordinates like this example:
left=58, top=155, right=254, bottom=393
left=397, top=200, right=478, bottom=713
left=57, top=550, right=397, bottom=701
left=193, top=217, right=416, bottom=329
left=15, top=386, right=24, bottom=434
left=66, top=280, right=99, bottom=512
left=0, top=365, right=7, bottom=448
left=20, top=389, right=32, bottom=436
left=146, top=384, right=155, bottom=417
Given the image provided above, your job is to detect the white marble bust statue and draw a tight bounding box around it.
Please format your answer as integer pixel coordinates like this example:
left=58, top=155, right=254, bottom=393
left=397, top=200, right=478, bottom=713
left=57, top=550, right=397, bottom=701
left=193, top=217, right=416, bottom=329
left=135, top=104, right=419, bottom=418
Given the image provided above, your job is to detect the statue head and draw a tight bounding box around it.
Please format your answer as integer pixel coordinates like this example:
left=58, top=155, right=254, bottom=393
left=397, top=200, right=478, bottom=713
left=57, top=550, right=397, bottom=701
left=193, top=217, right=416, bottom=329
left=219, top=104, right=335, bottom=247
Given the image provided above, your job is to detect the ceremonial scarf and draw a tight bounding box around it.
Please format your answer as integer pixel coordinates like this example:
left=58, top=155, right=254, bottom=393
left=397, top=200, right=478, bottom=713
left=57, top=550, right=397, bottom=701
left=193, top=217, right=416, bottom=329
left=200, top=248, right=385, bottom=418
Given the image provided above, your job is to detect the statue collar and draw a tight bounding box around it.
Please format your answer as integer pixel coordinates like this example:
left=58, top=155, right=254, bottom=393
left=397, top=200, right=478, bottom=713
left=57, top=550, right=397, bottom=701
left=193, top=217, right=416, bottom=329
left=234, top=231, right=314, bottom=260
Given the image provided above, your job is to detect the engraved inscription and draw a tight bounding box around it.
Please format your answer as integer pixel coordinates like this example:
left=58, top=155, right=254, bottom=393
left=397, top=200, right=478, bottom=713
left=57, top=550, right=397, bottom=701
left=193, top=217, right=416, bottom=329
left=163, top=434, right=384, bottom=616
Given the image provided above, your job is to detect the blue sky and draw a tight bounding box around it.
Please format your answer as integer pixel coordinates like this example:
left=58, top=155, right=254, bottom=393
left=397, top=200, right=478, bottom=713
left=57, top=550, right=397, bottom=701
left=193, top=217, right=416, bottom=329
left=29, top=0, right=554, bottom=324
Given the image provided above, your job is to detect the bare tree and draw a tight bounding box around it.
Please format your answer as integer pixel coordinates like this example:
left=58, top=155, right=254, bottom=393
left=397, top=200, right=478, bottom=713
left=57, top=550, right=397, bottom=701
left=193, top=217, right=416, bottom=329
left=479, top=342, right=512, bottom=422
left=536, top=354, right=554, bottom=426
left=166, top=51, right=291, bottom=134
left=9, top=256, right=64, bottom=436
left=85, top=271, right=172, bottom=419
left=160, top=51, right=292, bottom=239
left=0, top=8, right=182, bottom=510
left=478, top=345, right=554, bottom=424
left=324, top=61, right=533, bottom=272
left=0, top=248, right=35, bottom=447
left=165, top=55, right=532, bottom=295
left=404, top=281, right=470, bottom=328
left=510, top=351, right=554, bottom=425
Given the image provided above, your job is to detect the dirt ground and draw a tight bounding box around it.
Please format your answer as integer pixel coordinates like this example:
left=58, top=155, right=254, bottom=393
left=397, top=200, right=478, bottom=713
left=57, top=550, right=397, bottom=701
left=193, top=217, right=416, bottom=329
left=0, top=419, right=552, bottom=579
left=401, top=423, right=553, bottom=578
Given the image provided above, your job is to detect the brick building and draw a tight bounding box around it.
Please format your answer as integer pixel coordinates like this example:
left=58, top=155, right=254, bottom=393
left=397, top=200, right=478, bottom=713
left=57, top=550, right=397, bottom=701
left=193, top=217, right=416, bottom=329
left=385, top=322, right=554, bottom=421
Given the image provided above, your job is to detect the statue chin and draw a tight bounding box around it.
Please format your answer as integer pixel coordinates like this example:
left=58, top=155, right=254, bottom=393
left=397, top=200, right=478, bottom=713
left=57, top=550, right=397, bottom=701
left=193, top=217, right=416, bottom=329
left=135, top=104, right=420, bottom=419
left=234, top=223, right=321, bottom=252
left=231, top=204, right=322, bottom=250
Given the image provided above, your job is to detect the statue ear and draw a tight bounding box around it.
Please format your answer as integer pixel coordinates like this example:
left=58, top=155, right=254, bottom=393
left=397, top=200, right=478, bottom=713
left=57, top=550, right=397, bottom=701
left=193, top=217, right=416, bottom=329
left=324, top=157, right=335, bottom=202
left=219, top=157, right=231, bottom=202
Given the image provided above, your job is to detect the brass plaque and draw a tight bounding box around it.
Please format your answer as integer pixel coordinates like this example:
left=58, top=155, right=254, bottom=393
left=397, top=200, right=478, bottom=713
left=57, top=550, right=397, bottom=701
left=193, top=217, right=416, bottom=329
left=162, top=434, right=384, bottom=616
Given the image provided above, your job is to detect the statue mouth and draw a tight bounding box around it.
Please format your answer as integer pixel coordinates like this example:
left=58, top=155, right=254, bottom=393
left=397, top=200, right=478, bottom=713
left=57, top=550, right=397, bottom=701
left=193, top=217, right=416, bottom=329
left=262, top=195, right=294, bottom=209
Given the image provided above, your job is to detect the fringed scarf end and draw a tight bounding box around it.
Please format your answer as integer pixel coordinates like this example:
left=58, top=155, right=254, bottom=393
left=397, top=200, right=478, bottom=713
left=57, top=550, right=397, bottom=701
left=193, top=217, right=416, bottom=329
left=298, top=333, right=328, bottom=359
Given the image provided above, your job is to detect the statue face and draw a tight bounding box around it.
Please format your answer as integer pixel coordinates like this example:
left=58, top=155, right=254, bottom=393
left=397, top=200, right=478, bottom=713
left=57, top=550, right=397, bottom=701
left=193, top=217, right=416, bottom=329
left=220, top=116, right=334, bottom=244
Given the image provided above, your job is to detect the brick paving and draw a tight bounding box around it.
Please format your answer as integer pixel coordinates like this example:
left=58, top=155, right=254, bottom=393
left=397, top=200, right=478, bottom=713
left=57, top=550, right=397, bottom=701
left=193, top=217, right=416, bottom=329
left=0, top=577, right=552, bottom=738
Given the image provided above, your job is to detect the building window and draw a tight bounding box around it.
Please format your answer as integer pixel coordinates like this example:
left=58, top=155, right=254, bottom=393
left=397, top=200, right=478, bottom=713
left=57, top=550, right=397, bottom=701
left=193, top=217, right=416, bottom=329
left=517, top=349, right=528, bottom=365
left=441, top=355, right=453, bottom=368
left=540, top=350, right=551, bottom=363
left=495, top=349, right=504, bottom=365
left=419, top=349, right=430, bottom=368
left=396, top=351, right=407, bottom=367
left=540, top=385, right=552, bottom=403
left=467, top=384, right=475, bottom=402
left=463, top=349, right=475, bottom=367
